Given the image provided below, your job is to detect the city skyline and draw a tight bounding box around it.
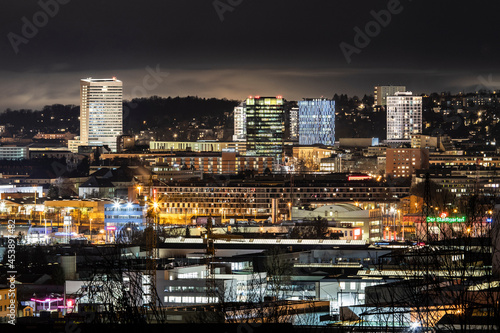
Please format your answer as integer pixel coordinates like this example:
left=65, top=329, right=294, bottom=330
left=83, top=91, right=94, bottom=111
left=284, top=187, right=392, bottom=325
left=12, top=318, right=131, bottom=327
left=1, top=1, right=500, bottom=110
left=2, top=1, right=500, bottom=329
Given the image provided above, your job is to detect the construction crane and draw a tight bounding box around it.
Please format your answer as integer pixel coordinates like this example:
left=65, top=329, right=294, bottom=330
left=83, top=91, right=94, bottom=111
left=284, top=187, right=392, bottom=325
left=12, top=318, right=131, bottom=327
left=202, top=217, right=243, bottom=303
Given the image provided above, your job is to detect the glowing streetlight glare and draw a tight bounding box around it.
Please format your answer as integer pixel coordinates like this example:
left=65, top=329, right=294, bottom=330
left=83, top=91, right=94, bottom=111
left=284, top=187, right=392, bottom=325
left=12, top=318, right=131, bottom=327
left=153, top=202, right=159, bottom=209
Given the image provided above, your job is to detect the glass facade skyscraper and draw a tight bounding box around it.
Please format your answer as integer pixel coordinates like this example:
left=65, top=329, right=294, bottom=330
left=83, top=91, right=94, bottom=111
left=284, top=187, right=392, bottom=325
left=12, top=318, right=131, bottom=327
left=298, top=98, right=335, bottom=145
left=245, top=96, right=285, bottom=159
left=80, top=77, right=123, bottom=152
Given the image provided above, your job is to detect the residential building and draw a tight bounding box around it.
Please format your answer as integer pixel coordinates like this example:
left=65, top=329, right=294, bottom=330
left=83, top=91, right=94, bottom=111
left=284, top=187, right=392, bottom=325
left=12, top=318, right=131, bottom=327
left=0, top=286, right=16, bottom=323
left=80, top=77, right=123, bottom=152
left=374, top=85, right=406, bottom=106
left=289, top=106, right=299, bottom=141
left=298, top=99, right=335, bottom=146
left=232, top=102, right=246, bottom=141
left=386, top=91, right=422, bottom=142
left=411, top=134, right=455, bottom=152
left=245, top=96, right=285, bottom=160
left=386, top=148, right=429, bottom=178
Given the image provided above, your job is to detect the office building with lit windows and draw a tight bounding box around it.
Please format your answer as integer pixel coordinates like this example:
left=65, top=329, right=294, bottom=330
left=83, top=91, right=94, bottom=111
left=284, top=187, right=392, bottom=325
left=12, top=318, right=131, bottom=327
left=80, top=78, right=123, bottom=152
left=298, top=99, right=335, bottom=145
left=104, top=202, right=146, bottom=242
left=245, top=96, right=285, bottom=160
left=386, top=91, right=422, bottom=142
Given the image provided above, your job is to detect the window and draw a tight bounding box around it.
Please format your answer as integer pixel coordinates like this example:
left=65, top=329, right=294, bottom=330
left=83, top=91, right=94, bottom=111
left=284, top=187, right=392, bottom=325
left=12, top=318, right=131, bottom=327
left=339, top=282, right=345, bottom=290
left=350, top=282, right=356, bottom=290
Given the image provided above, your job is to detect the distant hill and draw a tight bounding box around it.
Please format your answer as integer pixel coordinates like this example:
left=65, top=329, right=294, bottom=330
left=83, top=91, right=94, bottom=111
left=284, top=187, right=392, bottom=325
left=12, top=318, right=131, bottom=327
left=0, top=96, right=240, bottom=136
left=123, top=96, right=239, bottom=132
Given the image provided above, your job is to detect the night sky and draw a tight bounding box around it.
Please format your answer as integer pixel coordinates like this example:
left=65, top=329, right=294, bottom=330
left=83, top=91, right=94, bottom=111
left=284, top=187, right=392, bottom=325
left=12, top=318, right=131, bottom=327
left=1, top=0, right=500, bottom=110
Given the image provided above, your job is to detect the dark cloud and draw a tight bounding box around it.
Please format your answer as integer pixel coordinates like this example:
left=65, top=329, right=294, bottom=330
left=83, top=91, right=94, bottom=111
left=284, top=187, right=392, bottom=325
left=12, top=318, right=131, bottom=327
left=1, top=0, right=500, bottom=110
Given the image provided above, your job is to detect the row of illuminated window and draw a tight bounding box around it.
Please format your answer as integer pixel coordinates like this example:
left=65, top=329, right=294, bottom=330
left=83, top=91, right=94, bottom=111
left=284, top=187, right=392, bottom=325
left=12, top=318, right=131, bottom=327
left=339, top=281, right=379, bottom=291
left=164, top=296, right=218, bottom=304
left=104, top=215, right=143, bottom=219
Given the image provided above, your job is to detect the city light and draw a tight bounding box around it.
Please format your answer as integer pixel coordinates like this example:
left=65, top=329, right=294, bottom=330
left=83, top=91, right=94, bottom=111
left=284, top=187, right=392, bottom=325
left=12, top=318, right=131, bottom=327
left=426, top=216, right=467, bottom=223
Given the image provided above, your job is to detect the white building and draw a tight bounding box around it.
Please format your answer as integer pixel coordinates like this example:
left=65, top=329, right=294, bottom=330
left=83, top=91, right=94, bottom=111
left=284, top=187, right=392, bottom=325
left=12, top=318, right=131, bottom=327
left=0, top=145, right=29, bottom=160
left=374, top=85, right=406, bottom=106
left=386, top=91, right=422, bottom=142
left=232, top=102, right=246, bottom=141
left=80, top=78, right=123, bottom=152
left=289, top=107, right=299, bottom=141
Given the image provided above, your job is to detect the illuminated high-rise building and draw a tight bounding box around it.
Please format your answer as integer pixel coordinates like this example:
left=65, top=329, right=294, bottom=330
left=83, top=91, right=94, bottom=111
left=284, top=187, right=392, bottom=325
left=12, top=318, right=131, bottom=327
left=298, top=99, right=335, bottom=145
left=289, top=106, right=299, bottom=141
left=232, top=102, right=246, bottom=141
left=245, top=96, right=285, bottom=159
left=80, top=77, right=123, bottom=152
left=374, top=85, right=406, bottom=106
left=386, top=91, right=422, bottom=141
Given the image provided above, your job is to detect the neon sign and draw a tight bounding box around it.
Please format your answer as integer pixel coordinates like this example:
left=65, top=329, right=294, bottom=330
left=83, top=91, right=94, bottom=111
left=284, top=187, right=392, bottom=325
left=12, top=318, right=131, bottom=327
left=426, top=216, right=466, bottom=223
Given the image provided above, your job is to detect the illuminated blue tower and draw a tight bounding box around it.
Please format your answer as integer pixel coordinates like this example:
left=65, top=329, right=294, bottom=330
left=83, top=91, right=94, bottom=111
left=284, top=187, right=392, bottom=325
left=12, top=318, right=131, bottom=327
left=298, top=99, right=335, bottom=145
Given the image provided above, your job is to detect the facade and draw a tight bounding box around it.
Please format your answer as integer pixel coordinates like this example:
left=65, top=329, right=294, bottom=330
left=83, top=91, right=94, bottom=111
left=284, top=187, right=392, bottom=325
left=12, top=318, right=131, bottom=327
left=386, top=148, right=429, bottom=178
left=292, top=146, right=337, bottom=172
left=386, top=92, right=422, bottom=141
left=157, top=264, right=266, bottom=306
left=0, top=286, right=16, bottom=323
left=289, top=106, right=299, bottom=141
left=291, top=203, right=383, bottom=241
left=245, top=96, right=285, bottom=160
left=104, top=202, right=146, bottom=242
left=116, top=135, right=135, bottom=152
left=150, top=141, right=246, bottom=154
left=414, top=167, right=500, bottom=198
left=320, top=157, right=342, bottom=173
left=154, top=152, right=274, bottom=175
left=80, top=78, right=123, bottom=152
left=232, top=102, right=246, bottom=141
left=374, top=85, right=406, bottom=106
left=339, top=137, right=379, bottom=148
left=152, top=175, right=410, bottom=224
left=0, top=146, right=29, bottom=160
left=67, top=137, right=81, bottom=153
left=298, top=99, right=335, bottom=145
